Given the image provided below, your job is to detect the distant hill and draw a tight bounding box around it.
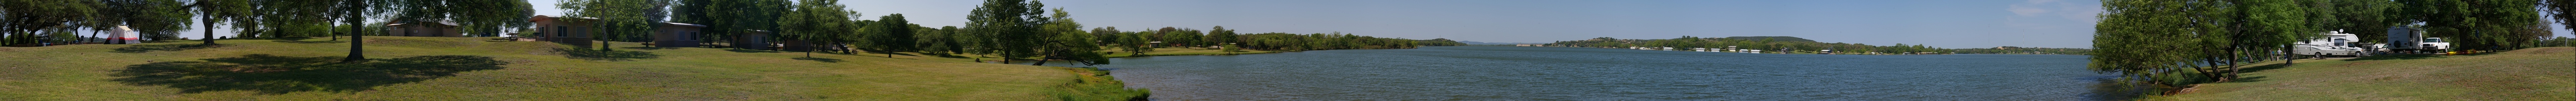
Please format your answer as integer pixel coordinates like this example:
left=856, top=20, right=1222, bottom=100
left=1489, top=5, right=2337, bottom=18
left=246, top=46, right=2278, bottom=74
left=1716, top=36, right=1815, bottom=42
left=1417, top=38, right=1469, bottom=46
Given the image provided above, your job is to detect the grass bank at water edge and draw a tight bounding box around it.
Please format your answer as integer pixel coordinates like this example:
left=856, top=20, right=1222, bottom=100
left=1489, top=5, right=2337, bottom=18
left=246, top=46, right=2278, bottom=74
left=0, top=36, right=1147, bottom=100
left=2143, top=47, right=2574, bottom=100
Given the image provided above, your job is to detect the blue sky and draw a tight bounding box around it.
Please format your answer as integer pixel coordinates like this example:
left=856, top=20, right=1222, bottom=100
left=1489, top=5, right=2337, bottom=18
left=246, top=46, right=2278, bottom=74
left=159, top=0, right=2576, bottom=48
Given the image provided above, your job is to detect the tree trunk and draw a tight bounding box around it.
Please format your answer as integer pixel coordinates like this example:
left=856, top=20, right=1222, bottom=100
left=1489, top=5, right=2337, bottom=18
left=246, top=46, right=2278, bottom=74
left=2226, top=47, right=2240, bottom=79
left=2283, top=45, right=2293, bottom=66
left=87, top=31, right=99, bottom=44
left=1002, top=51, right=1013, bottom=64
left=343, top=13, right=367, bottom=63
left=202, top=10, right=217, bottom=45
left=805, top=42, right=814, bottom=58
left=1030, top=55, right=1050, bottom=66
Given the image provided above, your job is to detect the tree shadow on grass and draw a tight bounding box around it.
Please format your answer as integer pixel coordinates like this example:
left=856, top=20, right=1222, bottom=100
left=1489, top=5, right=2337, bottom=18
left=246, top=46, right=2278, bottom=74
left=2341, top=54, right=2439, bottom=61
left=620, top=46, right=676, bottom=50
left=270, top=40, right=348, bottom=44
left=110, top=54, right=507, bottom=94
left=725, top=48, right=780, bottom=53
left=2232, top=63, right=2294, bottom=73
left=792, top=57, right=844, bottom=63
left=929, top=53, right=970, bottom=58
left=553, top=48, right=662, bottom=61
left=111, top=44, right=222, bottom=53
left=860, top=50, right=923, bottom=57
left=2228, top=76, right=2270, bottom=83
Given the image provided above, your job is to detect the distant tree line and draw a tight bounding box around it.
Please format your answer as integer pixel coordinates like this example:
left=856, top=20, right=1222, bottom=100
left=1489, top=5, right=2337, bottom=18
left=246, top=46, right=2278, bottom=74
left=1945, top=46, right=2093, bottom=55
left=1544, top=36, right=1968, bottom=54
left=661, top=0, right=1444, bottom=66
left=1414, top=38, right=1468, bottom=46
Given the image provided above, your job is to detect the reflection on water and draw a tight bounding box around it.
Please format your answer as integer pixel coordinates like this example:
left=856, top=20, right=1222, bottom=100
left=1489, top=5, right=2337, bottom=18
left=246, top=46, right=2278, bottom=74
left=1044, top=46, right=2134, bottom=100
left=2083, top=76, right=2147, bottom=100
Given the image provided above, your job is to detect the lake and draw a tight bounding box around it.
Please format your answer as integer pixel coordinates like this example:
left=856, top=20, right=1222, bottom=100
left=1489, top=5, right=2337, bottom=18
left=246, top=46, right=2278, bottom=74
left=1046, top=46, right=2127, bottom=100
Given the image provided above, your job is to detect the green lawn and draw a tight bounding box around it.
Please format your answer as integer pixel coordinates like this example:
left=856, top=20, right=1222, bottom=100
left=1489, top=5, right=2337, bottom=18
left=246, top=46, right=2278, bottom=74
left=0, top=36, right=1142, bottom=100
left=2147, top=47, right=2575, bottom=100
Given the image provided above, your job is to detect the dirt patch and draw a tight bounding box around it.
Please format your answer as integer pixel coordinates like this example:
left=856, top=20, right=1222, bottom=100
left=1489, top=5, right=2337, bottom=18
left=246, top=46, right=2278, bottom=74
left=2171, top=84, right=2203, bottom=94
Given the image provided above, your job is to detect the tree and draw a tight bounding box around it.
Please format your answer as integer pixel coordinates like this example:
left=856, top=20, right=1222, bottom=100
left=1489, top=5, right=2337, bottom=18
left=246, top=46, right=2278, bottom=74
left=2093, top=0, right=2340, bottom=95
left=1031, top=8, right=1106, bottom=66
left=450, top=0, right=534, bottom=37
left=965, top=0, right=1045, bottom=64
left=867, top=14, right=915, bottom=58
left=779, top=0, right=854, bottom=58
left=184, top=0, right=251, bottom=45
left=245, top=0, right=344, bottom=39
left=2543, top=0, right=2576, bottom=47
left=332, top=0, right=397, bottom=63
left=2402, top=0, right=2544, bottom=52
left=691, top=0, right=787, bottom=48
left=1118, top=31, right=1154, bottom=56
left=1208, top=26, right=1237, bottom=46
left=1166, top=28, right=1201, bottom=46
left=939, top=26, right=966, bottom=54
left=2313, top=0, right=2401, bottom=43
left=98, top=0, right=194, bottom=43
left=914, top=26, right=949, bottom=55
left=2, top=0, right=103, bottom=45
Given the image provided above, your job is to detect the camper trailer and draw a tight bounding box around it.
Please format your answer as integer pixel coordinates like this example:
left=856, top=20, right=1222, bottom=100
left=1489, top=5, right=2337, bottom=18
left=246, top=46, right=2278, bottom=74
left=2294, top=30, right=2366, bottom=57
left=2384, top=26, right=2450, bottom=54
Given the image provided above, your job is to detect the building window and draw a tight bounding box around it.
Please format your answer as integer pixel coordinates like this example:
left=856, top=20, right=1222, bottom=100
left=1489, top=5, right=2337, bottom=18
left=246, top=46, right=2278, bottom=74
left=554, top=26, right=566, bottom=37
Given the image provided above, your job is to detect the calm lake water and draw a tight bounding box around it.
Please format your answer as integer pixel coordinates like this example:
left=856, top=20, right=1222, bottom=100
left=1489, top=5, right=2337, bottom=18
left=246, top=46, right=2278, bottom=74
left=1046, top=46, right=2125, bottom=100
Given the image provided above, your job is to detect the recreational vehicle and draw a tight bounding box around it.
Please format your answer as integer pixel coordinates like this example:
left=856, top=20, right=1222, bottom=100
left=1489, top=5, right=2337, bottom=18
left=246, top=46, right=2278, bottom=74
left=2383, top=26, right=2451, bottom=54
left=2293, top=30, right=2365, bottom=57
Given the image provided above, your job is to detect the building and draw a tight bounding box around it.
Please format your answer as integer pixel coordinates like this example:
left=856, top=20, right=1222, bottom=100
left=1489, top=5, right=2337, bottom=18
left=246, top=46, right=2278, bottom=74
left=531, top=15, right=768, bottom=48
left=735, top=30, right=773, bottom=49
left=386, top=20, right=465, bottom=37
left=649, top=22, right=707, bottom=47
left=529, top=15, right=599, bottom=47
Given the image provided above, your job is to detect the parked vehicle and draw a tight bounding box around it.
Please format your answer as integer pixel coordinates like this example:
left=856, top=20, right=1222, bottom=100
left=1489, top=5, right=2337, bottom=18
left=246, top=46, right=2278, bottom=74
left=2419, top=37, right=2451, bottom=52
left=2383, top=26, right=2450, bottom=54
left=2294, top=30, right=2365, bottom=57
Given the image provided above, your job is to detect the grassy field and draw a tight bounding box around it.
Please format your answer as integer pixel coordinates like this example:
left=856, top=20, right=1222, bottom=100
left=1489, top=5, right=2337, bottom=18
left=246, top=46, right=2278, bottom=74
left=0, top=37, right=1143, bottom=100
left=1101, top=47, right=1278, bottom=58
left=2147, top=47, right=2574, bottom=100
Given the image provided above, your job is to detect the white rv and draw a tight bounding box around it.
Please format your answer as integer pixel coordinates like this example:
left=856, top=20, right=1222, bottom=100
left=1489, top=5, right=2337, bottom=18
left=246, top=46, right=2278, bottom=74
left=2383, top=26, right=2450, bottom=53
left=2294, top=30, right=2365, bottom=57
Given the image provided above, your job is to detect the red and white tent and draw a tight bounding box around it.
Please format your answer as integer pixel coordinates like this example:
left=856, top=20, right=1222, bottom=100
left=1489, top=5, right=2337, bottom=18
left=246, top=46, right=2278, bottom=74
left=109, top=25, right=142, bottom=44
